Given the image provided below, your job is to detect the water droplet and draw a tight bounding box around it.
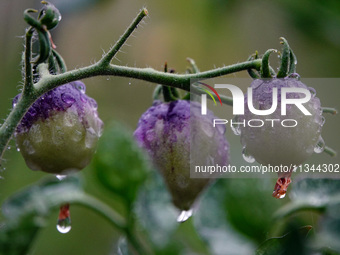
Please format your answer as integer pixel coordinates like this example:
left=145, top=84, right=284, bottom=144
left=16, top=147, right=20, bottom=152
left=242, top=147, right=255, bottom=163
left=56, top=175, right=67, bottom=181
left=314, top=137, right=325, bottom=154
left=128, top=82, right=131, bottom=85
left=23, top=140, right=35, bottom=154
left=57, top=204, right=71, bottom=234
left=75, top=83, right=86, bottom=94
left=88, top=98, right=98, bottom=110
left=278, top=193, right=286, bottom=198
left=288, top=73, right=300, bottom=80
left=29, top=124, right=43, bottom=143
left=231, top=116, right=241, bottom=136
left=52, top=125, right=64, bottom=145
left=7, top=146, right=11, bottom=150
left=308, top=87, right=316, bottom=97
left=272, top=177, right=291, bottom=199
left=72, top=130, right=83, bottom=142
left=85, top=127, right=97, bottom=148
left=145, top=130, right=155, bottom=142
left=61, top=93, right=76, bottom=107
left=320, top=116, right=326, bottom=126
left=177, top=209, right=193, bottom=223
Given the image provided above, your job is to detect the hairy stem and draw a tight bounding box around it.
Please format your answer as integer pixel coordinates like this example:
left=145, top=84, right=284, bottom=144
left=23, top=27, right=34, bottom=93
left=0, top=5, right=262, bottom=163
left=100, top=8, right=148, bottom=66
left=76, top=194, right=126, bottom=231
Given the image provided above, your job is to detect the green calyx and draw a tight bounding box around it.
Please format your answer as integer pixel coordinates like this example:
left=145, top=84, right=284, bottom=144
left=24, top=2, right=66, bottom=75
left=39, top=1, right=62, bottom=30
left=248, top=37, right=298, bottom=79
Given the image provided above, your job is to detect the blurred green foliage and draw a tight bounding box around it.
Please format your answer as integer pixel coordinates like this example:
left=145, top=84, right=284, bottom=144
left=0, top=0, right=339, bottom=254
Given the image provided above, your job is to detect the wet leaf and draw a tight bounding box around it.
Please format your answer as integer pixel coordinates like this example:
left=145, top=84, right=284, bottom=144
left=275, top=178, right=340, bottom=219
left=92, top=122, right=150, bottom=206
left=255, top=225, right=312, bottom=255
left=0, top=175, right=83, bottom=255
left=194, top=179, right=255, bottom=255
left=134, top=172, right=179, bottom=249
left=223, top=178, right=283, bottom=244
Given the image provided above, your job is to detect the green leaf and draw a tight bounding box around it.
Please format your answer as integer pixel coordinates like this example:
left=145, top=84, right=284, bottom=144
left=255, top=226, right=312, bottom=255
left=275, top=178, right=340, bottom=219
left=274, top=179, right=340, bottom=253
left=223, top=178, right=283, bottom=244
left=314, top=204, right=340, bottom=253
left=194, top=179, right=255, bottom=255
left=0, top=175, right=84, bottom=255
left=134, top=172, right=179, bottom=249
left=92, top=122, right=150, bottom=206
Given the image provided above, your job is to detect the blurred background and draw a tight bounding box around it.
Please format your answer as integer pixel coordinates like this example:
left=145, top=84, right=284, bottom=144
left=0, top=0, right=339, bottom=254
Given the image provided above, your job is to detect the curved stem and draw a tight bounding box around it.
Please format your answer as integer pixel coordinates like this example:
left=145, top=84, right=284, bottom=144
left=23, top=27, right=34, bottom=94
left=100, top=8, right=148, bottom=66
left=75, top=194, right=125, bottom=231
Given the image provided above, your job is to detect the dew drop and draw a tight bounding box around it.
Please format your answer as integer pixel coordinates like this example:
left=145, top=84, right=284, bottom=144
left=278, top=193, right=286, bottom=199
left=57, top=204, right=71, bottom=234
left=177, top=209, right=193, bottom=223
left=242, top=147, right=255, bottom=163
left=56, top=175, right=67, bottom=181
left=288, top=73, right=300, bottom=80
left=128, top=82, right=131, bottom=85
left=7, top=146, right=11, bottom=150
left=308, top=87, right=316, bottom=97
left=61, top=93, right=76, bottom=107
left=29, top=124, right=43, bottom=143
left=231, top=116, right=241, bottom=136
left=320, top=116, right=326, bottom=126
left=72, top=130, right=83, bottom=142
left=23, top=140, right=35, bottom=155
left=16, top=147, right=20, bottom=152
left=85, top=127, right=97, bottom=148
left=314, top=137, right=325, bottom=154
left=76, top=83, right=86, bottom=94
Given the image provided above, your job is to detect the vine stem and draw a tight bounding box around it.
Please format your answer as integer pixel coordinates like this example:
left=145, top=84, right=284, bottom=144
left=0, top=60, right=261, bottom=161
left=100, top=8, right=148, bottom=66
left=75, top=194, right=126, bottom=231
left=68, top=194, right=149, bottom=255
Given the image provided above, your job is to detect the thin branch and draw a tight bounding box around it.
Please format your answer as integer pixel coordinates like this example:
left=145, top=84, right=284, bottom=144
left=23, top=27, right=34, bottom=93
left=75, top=194, right=125, bottom=231
left=100, top=8, right=148, bottom=66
